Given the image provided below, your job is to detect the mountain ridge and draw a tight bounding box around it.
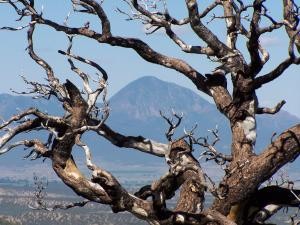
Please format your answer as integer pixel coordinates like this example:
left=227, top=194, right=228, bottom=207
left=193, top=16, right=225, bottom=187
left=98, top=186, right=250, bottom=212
left=109, top=76, right=214, bottom=120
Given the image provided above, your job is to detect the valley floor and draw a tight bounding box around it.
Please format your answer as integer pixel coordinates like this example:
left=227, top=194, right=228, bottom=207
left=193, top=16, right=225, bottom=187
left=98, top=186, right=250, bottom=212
left=0, top=177, right=298, bottom=225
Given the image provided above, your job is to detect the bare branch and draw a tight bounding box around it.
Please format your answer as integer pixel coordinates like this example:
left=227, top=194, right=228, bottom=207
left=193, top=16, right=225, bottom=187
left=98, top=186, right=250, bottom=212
left=11, top=75, right=59, bottom=100
left=254, top=27, right=300, bottom=87
left=95, top=122, right=168, bottom=157
left=0, top=107, right=65, bottom=158
left=247, top=0, right=265, bottom=76
left=254, top=57, right=294, bottom=89
left=0, top=139, right=51, bottom=160
left=73, top=0, right=111, bottom=36
left=58, top=35, right=109, bottom=114
left=29, top=200, right=90, bottom=211
left=32, top=15, right=209, bottom=94
left=185, top=0, right=231, bottom=58
left=243, top=186, right=300, bottom=224
left=259, top=21, right=285, bottom=34
left=58, top=40, right=108, bottom=81
left=195, top=127, right=232, bottom=165
left=72, top=0, right=97, bottom=15
left=213, top=124, right=300, bottom=215
left=9, top=4, right=204, bottom=106
left=160, top=110, right=183, bottom=142
left=283, top=0, right=300, bottom=53
left=75, top=134, right=98, bottom=171
left=53, top=135, right=155, bottom=218
left=119, top=0, right=216, bottom=56
left=199, top=0, right=221, bottom=18
left=29, top=174, right=90, bottom=211
left=222, top=1, right=238, bottom=49
left=257, top=100, right=286, bottom=114
left=2, top=1, right=300, bottom=224
left=0, top=107, right=64, bottom=130
left=258, top=43, right=270, bottom=65
left=27, top=21, right=67, bottom=100
left=0, top=118, right=41, bottom=151
left=0, top=23, right=31, bottom=31
left=58, top=100, right=109, bottom=136
left=165, top=27, right=215, bottom=55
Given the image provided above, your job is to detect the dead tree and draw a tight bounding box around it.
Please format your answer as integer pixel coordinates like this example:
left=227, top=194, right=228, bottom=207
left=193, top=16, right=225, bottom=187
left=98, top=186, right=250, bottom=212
left=0, top=0, right=300, bottom=224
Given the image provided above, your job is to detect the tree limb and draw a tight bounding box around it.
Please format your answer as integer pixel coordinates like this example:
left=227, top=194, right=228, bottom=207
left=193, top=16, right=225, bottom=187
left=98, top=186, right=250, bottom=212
left=95, top=122, right=168, bottom=157
left=256, top=100, right=286, bottom=114
left=212, top=124, right=300, bottom=215
left=27, top=20, right=67, bottom=100
left=283, top=0, right=300, bottom=53
left=185, top=0, right=232, bottom=58
left=247, top=0, right=265, bottom=76
left=0, top=118, right=42, bottom=151
left=253, top=57, right=295, bottom=89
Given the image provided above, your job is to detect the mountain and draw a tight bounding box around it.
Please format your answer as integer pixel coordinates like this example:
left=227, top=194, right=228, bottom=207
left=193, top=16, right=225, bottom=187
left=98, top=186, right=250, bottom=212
left=0, top=76, right=299, bottom=173
left=108, top=76, right=224, bottom=141
left=109, top=76, right=215, bottom=120
left=108, top=76, right=299, bottom=153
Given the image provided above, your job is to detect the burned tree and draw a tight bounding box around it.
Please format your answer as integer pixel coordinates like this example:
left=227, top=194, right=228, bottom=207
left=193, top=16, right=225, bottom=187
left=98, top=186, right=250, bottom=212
left=0, top=0, right=300, bottom=224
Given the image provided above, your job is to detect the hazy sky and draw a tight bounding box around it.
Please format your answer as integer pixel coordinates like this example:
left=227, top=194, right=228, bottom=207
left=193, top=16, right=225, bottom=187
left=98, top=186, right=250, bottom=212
left=0, top=1, right=299, bottom=117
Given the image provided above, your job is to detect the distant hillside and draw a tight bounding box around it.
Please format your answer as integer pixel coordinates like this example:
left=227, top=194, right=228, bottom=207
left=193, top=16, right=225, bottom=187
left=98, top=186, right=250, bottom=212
left=0, top=94, right=62, bottom=119
left=0, top=76, right=299, bottom=170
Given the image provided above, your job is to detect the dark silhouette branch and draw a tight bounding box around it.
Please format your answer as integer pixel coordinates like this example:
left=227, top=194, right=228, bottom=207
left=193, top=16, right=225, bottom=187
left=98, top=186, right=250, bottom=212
left=254, top=57, right=296, bottom=89
left=257, top=100, right=286, bottom=115
left=243, top=186, right=300, bottom=224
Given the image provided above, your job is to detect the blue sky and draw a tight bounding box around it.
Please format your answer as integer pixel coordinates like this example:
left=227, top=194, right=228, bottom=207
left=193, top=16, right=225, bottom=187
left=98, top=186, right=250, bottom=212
left=0, top=0, right=299, bottom=118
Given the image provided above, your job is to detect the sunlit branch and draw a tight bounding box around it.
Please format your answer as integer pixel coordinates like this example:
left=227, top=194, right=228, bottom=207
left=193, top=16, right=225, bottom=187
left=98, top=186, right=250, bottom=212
left=0, top=139, right=51, bottom=160
left=96, top=122, right=168, bottom=157
left=222, top=1, right=238, bottom=49
left=75, top=134, right=98, bottom=171
left=0, top=108, right=64, bottom=130
left=71, top=0, right=96, bottom=15
left=58, top=39, right=108, bottom=81
left=165, top=27, right=215, bottom=55
left=58, top=36, right=109, bottom=114
left=0, top=118, right=41, bottom=150
left=27, top=21, right=67, bottom=100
